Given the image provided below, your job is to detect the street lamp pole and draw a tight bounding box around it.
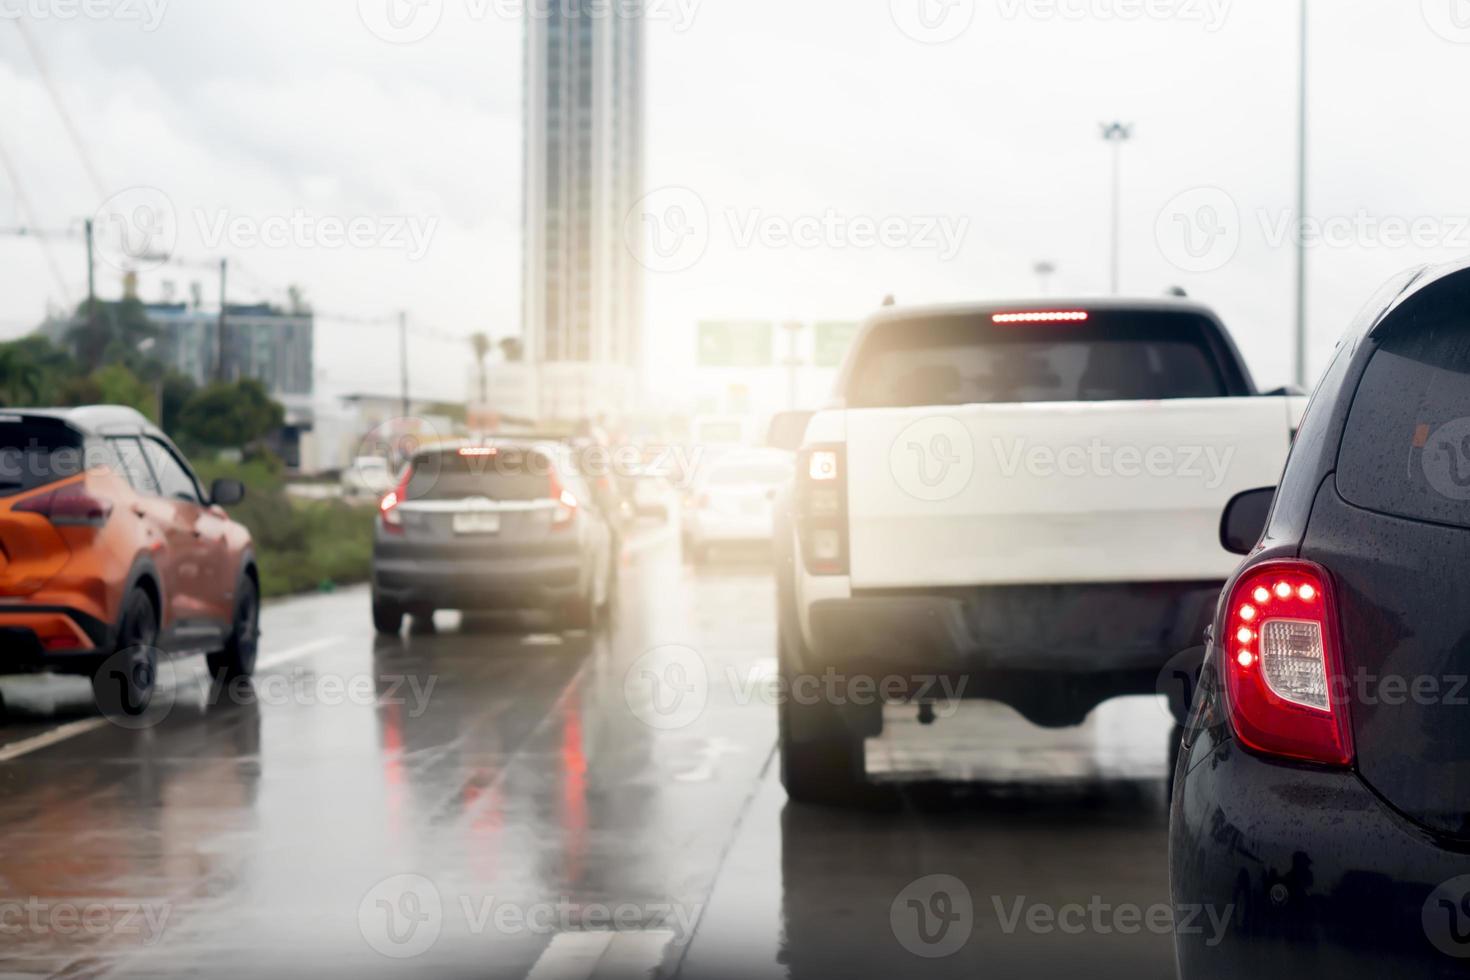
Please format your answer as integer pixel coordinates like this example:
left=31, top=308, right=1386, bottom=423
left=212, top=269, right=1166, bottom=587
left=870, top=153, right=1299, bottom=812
left=1294, top=0, right=1310, bottom=389
left=1033, top=261, right=1057, bottom=297
left=1101, top=122, right=1134, bottom=296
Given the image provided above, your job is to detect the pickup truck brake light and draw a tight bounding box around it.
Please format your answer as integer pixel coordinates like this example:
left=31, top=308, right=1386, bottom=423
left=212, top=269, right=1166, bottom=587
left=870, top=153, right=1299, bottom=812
left=991, top=311, right=1089, bottom=324
left=1222, top=560, right=1354, bottom=767
left=796, top=445, right=848, bottom=576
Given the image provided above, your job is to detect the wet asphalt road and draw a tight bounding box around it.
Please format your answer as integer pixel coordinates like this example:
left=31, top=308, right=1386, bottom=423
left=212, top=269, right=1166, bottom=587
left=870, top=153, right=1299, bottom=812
left=0, top=524, right=1180, bottom=979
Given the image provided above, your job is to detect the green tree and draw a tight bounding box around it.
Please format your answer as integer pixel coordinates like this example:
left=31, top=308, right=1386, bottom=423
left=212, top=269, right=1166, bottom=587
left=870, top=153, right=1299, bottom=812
left=175, top=379, right=284, bottom=450
left=90, top=363, right=157, bottom=421
left=0, top=345, right=43, bottom=407
left=160, top=372, right=198, bottom=436
left=0, top=336, right=81, bottom=407
left=67, top=298, right=159, bottom=373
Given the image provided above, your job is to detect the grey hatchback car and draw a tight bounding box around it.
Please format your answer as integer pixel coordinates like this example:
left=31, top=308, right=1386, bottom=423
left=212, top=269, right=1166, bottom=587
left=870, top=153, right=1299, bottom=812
left=371, top=442, right=617, bottom=633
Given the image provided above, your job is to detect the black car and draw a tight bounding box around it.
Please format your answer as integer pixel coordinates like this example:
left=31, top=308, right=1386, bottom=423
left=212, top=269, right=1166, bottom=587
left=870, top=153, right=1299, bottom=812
left=1171, top=259, right=1470, bottom=975
left=370, top=441, right=617, bottom=634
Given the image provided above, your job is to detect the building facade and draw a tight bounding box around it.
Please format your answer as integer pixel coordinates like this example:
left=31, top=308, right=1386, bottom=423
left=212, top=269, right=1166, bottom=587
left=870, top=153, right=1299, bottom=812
left=521, top=0, right=645, bottom=420
left=145, top=303, right=314, bottom=398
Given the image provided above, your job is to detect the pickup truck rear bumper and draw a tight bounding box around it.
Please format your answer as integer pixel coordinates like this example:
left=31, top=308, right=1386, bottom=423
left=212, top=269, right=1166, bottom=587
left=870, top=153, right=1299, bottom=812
left=800, top=582, right=1221, bottom=725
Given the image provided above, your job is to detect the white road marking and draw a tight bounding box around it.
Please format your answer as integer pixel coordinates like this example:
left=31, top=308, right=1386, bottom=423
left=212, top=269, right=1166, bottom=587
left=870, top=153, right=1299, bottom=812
left=0, top=636, right=346, bottom=764
left=525, top=933, right=616, bottom=980
left=524, top=931, right=674, bottom=980
left=254, top=636, right=346, bottom=671
left=0, top=717, right=110, bottom=764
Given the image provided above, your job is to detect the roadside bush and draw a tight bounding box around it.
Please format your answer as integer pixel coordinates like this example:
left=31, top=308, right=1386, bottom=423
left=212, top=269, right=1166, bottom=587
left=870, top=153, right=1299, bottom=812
left=194, top=455, right=374, bottom=599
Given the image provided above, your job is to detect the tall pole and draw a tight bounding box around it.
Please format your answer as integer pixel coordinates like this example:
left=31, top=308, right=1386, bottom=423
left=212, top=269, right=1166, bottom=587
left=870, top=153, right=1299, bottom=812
left=782, top=321, right=803, bottom=411
left=1294, top=0, right=1310, bottom=389
left=399, top=311, right=410, bottom=420
left=84, top=218, right=97, bottom=338
left=1034, top=261, right=1057, bottom=297
left=216, top=258, right=229, bottom=382
left=1101, top=123, right=1133, bottom=296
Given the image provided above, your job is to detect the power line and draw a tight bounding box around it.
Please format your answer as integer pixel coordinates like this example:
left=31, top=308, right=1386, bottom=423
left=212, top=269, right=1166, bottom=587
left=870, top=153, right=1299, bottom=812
left=11, top=20, right=109, bottom=201
left=0, top=131, right=74, bottom=304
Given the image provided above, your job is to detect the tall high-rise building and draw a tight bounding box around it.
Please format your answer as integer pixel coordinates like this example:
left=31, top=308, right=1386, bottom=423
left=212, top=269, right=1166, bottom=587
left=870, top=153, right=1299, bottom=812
left=521, top=2, right=645, bottom=420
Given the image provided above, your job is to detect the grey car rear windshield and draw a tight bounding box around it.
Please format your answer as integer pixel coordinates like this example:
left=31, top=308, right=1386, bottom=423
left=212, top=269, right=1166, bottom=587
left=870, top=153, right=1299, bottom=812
left=0, top=419, right=89, bottom=498
left=844, top=313, right=1233, bottom=408
left=1339, top=326, right=1470, bottom=530
left=405, top=450, right=553, bottom=502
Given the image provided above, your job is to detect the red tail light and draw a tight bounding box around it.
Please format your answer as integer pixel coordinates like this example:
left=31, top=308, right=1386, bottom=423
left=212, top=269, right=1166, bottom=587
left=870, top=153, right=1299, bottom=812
left=15, top=482, right=113, bottom=527
left=795, top=445, right=848, bottom=576
left=1222, top=561, right=1354, bottom=767
left=380, top=465, right=413, bottom=534
left=992, top=311, right=1089, bottom=324
left=549, top=473, right=578, bottom=530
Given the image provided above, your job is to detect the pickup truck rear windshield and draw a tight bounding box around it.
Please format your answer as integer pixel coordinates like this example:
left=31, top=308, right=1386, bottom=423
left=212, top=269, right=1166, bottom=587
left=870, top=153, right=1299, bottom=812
left=843, top=312, right=1240, bottom=408
left=0, top=418, right=89, bottom=498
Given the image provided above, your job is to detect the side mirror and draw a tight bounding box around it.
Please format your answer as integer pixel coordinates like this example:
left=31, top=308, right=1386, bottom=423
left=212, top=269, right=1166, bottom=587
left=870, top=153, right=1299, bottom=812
left=767, top=411, right=814, bottom=453
left=211, top=478, right=246, bottom=508
left=1220, top=487, right=1276, bottom=556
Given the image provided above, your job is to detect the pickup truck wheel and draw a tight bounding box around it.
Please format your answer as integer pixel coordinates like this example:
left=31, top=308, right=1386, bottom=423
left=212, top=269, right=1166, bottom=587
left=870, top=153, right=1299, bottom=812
left=208, top=576, right=260, bottom=682
left=373, top=595, right=405, bottom=636
left=777, top=629, right=886, bottom=807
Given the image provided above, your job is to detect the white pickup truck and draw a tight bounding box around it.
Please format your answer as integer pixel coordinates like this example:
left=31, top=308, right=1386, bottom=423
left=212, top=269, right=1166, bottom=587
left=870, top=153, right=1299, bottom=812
left=773, top=299, right=1306, bottom=804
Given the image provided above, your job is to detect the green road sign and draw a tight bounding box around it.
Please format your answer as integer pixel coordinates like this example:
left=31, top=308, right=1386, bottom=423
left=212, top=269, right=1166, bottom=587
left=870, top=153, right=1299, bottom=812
left=814, top=321, right=861, bottom=368
left=698, top=321, right=774, bottom=368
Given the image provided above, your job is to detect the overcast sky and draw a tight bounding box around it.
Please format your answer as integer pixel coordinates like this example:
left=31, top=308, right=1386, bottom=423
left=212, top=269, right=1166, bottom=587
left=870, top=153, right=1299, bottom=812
left=3, top=0, right=1470, bottom=402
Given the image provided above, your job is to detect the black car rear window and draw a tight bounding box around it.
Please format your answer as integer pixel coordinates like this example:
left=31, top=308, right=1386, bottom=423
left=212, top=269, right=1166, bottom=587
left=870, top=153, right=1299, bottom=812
left=0, top=418, right=89, bottom=498
left=843, top=312, right=1236, bottom=409
left=405, top=450, right=554, bottom=502
left=1339, top=326, right=1470, bottom=529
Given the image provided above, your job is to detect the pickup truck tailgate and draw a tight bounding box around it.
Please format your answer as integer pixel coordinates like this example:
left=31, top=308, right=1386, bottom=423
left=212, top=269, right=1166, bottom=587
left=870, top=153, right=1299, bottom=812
left=847, top=397, right=1293, bottom=588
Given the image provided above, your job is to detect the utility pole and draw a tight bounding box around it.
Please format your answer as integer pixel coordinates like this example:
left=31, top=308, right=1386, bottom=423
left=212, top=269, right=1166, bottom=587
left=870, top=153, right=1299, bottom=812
left=1101, top=122, right=1134, bottom=296
left=782, top=321, right=804, bottom=411
left=216, top=258, right=229, bottom=382
left=399, top=311, right=411, bottom=419
left=1033, top=260, right=1057, bottom=297
left=84, top=218, right=97, bottom=340
left=1294, top=0, right=1310, bottom=389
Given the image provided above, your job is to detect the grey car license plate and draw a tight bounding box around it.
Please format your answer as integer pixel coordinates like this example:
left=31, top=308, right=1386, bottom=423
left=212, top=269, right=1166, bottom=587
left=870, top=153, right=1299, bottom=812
left=453, top=512, right=502, bottom=535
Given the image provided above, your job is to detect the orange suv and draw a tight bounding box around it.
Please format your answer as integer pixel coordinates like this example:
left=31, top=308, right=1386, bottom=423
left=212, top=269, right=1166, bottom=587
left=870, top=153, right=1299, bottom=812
left=0, top=407, right=258, bottom=709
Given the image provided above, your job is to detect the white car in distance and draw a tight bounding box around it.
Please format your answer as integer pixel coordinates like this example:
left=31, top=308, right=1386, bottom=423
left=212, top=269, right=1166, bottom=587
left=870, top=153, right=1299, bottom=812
left=682, top=449, right=795, bottom=563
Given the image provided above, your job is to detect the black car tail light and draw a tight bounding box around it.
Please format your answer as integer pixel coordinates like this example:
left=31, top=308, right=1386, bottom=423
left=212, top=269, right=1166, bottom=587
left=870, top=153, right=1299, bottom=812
left=1221, top=560, right=1354, bottom=767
